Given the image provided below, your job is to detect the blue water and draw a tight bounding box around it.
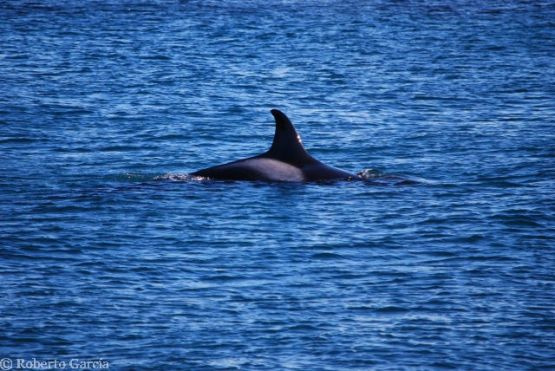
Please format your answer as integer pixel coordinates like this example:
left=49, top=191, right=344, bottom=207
left=1, top=1, right=554, bottom=369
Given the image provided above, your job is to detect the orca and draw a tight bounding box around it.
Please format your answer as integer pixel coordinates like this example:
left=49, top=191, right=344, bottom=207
left=192, top=109, right=359, bottom=182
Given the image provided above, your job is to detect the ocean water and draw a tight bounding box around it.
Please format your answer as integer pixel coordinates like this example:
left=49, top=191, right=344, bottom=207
left=1, top=0, right=554, bottom=369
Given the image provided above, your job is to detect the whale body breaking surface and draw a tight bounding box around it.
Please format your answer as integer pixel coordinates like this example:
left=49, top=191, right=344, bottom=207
left=192, top=109, right=359, bottom=182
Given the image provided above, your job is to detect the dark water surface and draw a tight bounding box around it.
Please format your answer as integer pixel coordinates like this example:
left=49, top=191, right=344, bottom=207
left=1, top=1, right=554, bottom=369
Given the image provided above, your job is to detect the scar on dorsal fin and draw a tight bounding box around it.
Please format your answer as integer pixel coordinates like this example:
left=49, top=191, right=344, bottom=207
left=266, top=109, right=315, bottom=165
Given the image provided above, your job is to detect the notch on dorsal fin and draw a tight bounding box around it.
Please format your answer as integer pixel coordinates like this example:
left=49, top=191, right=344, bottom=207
left=266, top=109, right=315, bottom=165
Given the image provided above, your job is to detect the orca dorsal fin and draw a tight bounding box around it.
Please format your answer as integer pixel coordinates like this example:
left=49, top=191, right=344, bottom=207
left=266, top=109, right=315, bottom=165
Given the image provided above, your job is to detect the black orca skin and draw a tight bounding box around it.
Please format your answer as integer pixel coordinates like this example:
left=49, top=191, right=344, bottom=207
left=192, top=109, right=359, bottom=182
